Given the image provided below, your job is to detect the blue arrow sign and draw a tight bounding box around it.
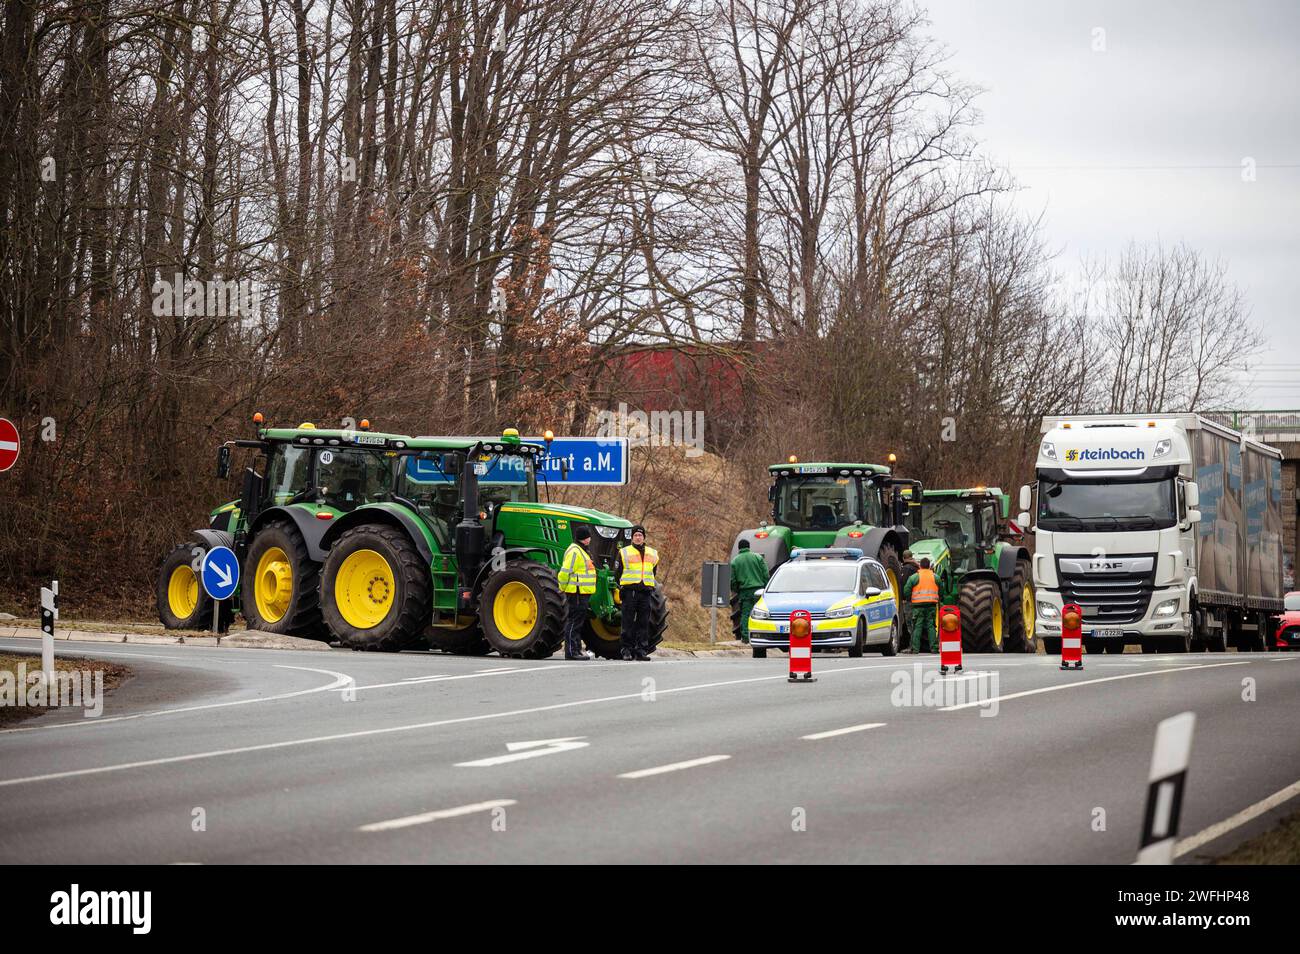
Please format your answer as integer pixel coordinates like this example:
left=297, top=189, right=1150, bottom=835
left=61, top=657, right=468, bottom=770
left=200, top=546, right=240, bottom=601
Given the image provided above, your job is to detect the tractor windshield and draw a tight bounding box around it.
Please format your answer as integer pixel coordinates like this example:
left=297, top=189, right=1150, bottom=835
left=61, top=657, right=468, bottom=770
left=774, top=476, right=863, bottom=530
left=315, top=448, right=393, bottom=511
left=917, top=499, right=996, bottom=573
left=474, top=453, right=537, bottom=509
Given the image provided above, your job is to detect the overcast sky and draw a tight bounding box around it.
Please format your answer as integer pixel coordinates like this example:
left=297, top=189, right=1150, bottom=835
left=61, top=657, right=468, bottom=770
left=921, top=0, right=1300, bottom=410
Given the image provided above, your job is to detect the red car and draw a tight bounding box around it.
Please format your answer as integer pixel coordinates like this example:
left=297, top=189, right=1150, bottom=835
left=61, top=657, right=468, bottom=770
left=1276, top=592, right=1300, bottom=651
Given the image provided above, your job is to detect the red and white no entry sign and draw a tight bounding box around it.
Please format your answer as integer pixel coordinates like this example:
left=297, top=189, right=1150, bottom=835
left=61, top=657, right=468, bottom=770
left=0, top=418, right=20, bottom=473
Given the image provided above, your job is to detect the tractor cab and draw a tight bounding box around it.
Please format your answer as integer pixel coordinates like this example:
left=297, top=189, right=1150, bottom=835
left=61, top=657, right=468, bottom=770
left=910, top=488, right=1006, bottom=575
left=764, top=460, right=918, bottom=542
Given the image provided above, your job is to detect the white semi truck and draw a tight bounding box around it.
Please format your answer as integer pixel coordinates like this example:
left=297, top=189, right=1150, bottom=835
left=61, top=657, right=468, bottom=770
left=1018, top=413, right=1284, bottom=653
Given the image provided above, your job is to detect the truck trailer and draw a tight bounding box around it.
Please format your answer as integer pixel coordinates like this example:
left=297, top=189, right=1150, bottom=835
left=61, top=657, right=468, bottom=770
left=1019, top=413, right=1284, bottom=653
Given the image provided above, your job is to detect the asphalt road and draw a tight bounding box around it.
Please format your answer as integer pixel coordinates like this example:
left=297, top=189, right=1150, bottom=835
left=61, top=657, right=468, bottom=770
left=1, top=638, right=1297, bottom=863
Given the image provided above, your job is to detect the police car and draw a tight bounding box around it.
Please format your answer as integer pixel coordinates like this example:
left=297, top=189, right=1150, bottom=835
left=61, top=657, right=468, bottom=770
left=746, top=548, right=900, bottom=659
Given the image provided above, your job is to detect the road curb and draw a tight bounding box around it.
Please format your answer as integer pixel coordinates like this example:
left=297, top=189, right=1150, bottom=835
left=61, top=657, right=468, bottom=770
left=0, top=626, right=332, bottom=652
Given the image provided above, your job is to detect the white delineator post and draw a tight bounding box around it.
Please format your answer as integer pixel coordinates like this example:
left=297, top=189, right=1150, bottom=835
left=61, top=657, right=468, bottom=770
left=1136, top=711, right=1196, bottom=864
left=39, top=579, right=58, bottom=687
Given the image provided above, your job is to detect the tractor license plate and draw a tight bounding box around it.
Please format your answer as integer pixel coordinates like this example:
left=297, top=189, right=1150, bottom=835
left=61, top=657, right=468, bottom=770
left=1089, top=628, right=1124, bottom=638
left=354, top=434, right=386, bottom=446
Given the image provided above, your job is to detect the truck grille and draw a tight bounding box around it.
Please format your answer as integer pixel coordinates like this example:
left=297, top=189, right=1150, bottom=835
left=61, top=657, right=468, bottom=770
left=1056, top=555, right=1156, bottom=626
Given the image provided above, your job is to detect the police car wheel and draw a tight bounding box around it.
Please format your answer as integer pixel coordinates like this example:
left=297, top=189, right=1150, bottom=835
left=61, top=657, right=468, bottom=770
left=880, top=618, right=899, bottom=657
left=848, top=619, right=865, bottom=657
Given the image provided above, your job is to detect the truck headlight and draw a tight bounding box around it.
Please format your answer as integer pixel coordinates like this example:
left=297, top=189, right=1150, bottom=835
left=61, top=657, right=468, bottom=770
left=750, top=605, right=769, bottom=620
left=1041, top=441, right=1057, bottom=460
left=1153, top=439, right=1172, bottom=459
left=593, top=525, right=621, bottom=539
left=1153, top=598, right=1180, bottom=617
left=1037, top=601, right=1060, bottom=620
left=825, top=605, right=855, bottom=619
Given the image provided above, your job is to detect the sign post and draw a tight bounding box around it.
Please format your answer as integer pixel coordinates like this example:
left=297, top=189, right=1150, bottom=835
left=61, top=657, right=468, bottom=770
left=699, top=561, right=731, bottom=644
left=39, top=579, right=58, bottom=686
left=200, top=546, right=240, bottom=636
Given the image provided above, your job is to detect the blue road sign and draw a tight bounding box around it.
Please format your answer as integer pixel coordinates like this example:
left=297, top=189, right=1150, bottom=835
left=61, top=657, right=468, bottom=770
left=201, top=546, right=240, bottom=601
left=402, top=438, right=628, bottom=487
left=531, top=437, right=627, bottom=486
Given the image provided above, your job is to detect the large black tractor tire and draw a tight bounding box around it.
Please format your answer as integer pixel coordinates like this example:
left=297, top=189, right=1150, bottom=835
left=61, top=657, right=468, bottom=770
left=157, top=541, right=233, bottom=631
left=1004, top=559, right=1036, bottom=653
left=958, top=578, right=1004, bottom=653
left=321, top=524, right=430, bottom=652
left=242, top=520, right=325, bottom=638
left=480, top=560, right=566, bottom=659
left=875, top=541, right=905, bottom=608
left=584, top=587, right=669, bottom=659
left=427, top=621, right=493, bottom=656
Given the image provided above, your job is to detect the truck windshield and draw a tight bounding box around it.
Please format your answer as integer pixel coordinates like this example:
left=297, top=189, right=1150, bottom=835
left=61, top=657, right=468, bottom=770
left=775, top=476, right=862, bottom=530
left=768, top=562, right=859, bottom=593
left=1037, top=477, right=1176, bottom=530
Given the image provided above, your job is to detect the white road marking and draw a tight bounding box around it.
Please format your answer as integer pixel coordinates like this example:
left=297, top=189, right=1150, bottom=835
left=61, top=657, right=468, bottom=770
left=618, top=755, right=731, bottom=779
left=0, top=665, right=354, bottom=735
left=939, top=661, right=1250, bottom=711
left=0, top=662, right=909, bottom=787
left=359, top=799, right=517, bottom=832
left=338, top=667, right=558, bottom=692
left=456, top=737, right=589, bottom=767
left=1174, top=777, right=1300, bottom=859
left=801, top=722, right=886, bottom=740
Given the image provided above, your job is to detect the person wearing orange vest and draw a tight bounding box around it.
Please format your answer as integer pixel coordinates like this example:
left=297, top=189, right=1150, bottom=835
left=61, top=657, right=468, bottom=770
left=617, top=525, right=658, bottom=661
left=903, top=557, right=940, bottom=654
left=558, top=524, right=597, bottom=660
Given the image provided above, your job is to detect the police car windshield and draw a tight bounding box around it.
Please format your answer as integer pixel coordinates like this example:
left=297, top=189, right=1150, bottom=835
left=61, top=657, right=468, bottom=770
left=768, top=562, right=858, bottom=593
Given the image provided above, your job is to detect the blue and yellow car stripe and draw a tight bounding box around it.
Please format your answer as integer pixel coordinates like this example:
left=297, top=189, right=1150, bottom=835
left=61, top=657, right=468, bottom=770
left=748, top=591, right=896, bottom=635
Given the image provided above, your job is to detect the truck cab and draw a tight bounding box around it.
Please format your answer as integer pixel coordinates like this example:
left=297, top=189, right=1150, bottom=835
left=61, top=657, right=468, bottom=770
left=1020, top=416, right=1203, bottom=653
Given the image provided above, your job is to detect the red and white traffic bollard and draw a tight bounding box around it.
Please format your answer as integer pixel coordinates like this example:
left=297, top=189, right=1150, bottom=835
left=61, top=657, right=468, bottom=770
left=788, top=610, right=815, bottom=682
left=938, top=605, right=962, bottom=674
left=1060, top=602, right=1083, bottom=670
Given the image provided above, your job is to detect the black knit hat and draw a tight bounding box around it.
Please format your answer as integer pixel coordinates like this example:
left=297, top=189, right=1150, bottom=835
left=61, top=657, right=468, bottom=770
left=738, top=539, right=750, bottom=550
left=572, top=523, right=591, bottom=542
left=630, top=524, right=646, bottom=538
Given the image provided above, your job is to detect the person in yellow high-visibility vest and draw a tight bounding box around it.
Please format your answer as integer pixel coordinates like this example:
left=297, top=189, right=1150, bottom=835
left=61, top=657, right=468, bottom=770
left=902, top=557, right=940, bottom=653
left=558, top=524, right=597, bottom=660
left=617, top=525, right=658, bottom=661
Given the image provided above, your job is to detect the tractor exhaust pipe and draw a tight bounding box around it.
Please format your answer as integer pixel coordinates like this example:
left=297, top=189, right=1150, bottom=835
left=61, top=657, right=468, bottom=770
left=456, top=452, right=487, bottom=587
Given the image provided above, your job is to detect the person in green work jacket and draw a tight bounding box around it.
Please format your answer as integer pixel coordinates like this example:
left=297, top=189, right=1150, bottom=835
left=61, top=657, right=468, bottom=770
left=902, top=557, right=940, bottom=653
left=730, top=540, right=770, bottom=644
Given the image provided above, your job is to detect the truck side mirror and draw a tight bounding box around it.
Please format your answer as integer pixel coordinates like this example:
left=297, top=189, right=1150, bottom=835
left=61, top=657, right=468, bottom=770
left=768, top=484, right=778, bottom=502
left=1017, top=511, right=1031, bottom=528
left=1187, top=509, right=1202, bottom=525
left=216, top=446, right=231, bottom=479
left=1185, top=482, right=1200, bottom=508
left=1018, top=484, right=1031, bottom=511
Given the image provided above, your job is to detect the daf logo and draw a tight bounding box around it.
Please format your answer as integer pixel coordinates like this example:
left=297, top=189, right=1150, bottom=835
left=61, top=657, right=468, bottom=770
left=1086, top=561, right=1122, bottom=572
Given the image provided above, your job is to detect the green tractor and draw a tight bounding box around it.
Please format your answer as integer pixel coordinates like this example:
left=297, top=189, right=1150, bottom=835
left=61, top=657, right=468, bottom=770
left=157, top=416, right=410, bottom=638
left=316, top=430, right=666, bottom=658
left=159, top=416, right=667, bottom=659
left=904, top=487, right=1035, bottom=653
left=729, top=459, right=921, bottom=637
